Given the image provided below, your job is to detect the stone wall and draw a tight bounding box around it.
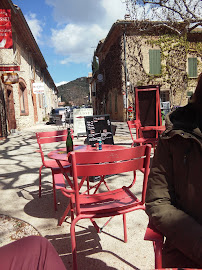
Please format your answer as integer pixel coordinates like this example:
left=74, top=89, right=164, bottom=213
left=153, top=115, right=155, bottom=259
left=123, top=34, right=202, bottom=109
left=94, top=24, right=202, bottom=122
left=96, top=36, right=124, bottom=120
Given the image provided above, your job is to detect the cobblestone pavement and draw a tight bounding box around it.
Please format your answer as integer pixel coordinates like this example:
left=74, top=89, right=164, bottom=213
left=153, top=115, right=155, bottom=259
left=0, top=121, right=154, bottom=270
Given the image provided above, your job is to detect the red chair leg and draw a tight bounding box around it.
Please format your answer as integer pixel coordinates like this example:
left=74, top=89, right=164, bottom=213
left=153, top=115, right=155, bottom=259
left=144, top=221, right=164, bottom=269
left=70, top=216, right=80, bottom=270
left=90, top=218, right=100, bottom=233
left=70, top=201, right=74, bottom=222
left=39, top=165, right=43, bottom=198
left=154, top=241, right=163, bottom=269
left=51, top=170, right=57, bottom=211
left=87, top=176, right=90, bottom=195
left=123, top=213, right=127, bottom=243
left=152, top=142, right=156, bottom=154
left=58, top=204, right=71, bottom=226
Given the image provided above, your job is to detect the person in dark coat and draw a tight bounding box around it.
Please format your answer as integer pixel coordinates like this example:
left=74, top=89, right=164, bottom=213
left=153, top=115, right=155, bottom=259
left=145, top=73, right=202, bottom=268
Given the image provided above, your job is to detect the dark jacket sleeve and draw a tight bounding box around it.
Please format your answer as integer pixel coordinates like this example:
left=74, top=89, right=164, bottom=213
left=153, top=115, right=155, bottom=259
left=145, top=137, right=202, bottom=265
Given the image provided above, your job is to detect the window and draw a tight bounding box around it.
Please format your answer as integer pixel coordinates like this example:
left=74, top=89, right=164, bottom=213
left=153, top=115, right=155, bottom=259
left=160, top=90, right=169, bottom=102
left=29, top=55, right=36, bottom=79
left=187, top=91, right=193, bottom=97
left=149, top=49, right=161, bottom=75
left=38, top=94, right=42, bottom=108
left=12, top=32, right=21, bottom=65
left=92, top=81, right=96, bottom=96
left=19, top=83, right=25, bottom=113
left=18, top=80, right=29, bottom=116
left=188, top=58, right=197, bottom=78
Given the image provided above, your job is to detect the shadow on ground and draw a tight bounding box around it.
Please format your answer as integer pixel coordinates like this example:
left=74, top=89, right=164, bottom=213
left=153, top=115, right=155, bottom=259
left=46, top=224, right=139, bottom=270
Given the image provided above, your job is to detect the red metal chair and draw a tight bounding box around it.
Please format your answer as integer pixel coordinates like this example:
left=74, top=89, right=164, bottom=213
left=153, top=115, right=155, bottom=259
left=127, top=119, right=157, bottom=149
left=60, top=145, right=151, bottom=270
left=144, top=221, right=164, bottom=269
left=36, top=129, right=73, bottom=210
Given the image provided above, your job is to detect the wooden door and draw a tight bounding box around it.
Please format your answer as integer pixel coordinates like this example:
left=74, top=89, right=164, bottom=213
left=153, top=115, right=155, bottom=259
left=31, top=81, right=38, bottom=123
left=0, top=86, right=7, bottom=138
left=6, top=87, right=16, bottom=131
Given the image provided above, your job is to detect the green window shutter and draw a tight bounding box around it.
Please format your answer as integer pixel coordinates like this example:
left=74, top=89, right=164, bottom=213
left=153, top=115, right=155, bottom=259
left=188, top=58, right=197, bottom=78
left=187, top=91, right=193, bottom=97
left=149, top=50, right=161, bottom=75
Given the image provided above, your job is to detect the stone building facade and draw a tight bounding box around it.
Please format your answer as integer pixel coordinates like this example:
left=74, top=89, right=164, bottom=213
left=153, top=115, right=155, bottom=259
left=90, top=20, right=202, bottom=121
left=0, top=0, right=58, bottom=138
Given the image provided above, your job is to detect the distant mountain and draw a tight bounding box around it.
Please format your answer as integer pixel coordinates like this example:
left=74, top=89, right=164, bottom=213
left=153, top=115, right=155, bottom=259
left=57, top=77, right=89, bottom=106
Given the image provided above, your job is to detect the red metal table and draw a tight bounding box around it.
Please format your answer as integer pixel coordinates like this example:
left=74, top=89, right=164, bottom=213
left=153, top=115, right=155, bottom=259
left=48, top=144, right=126, bottom=160
left=48, top=144, right=127, bottom=190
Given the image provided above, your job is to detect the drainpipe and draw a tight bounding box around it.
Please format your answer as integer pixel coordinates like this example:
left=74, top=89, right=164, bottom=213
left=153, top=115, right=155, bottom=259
left=123, top=27, right=128, bottom=121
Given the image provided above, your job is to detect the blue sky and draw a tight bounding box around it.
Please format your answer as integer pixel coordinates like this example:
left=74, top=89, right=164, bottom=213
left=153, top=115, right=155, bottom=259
left=14, top=0, right=128, bottom=86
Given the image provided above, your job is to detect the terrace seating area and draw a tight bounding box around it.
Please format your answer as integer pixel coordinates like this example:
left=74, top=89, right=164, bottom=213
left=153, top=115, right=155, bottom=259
left=0, top=121, right=156, bottom=269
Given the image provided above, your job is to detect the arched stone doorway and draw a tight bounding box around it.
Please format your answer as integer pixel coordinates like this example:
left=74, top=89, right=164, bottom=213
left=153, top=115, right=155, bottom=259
left=6, top=85, right=16, bottom=132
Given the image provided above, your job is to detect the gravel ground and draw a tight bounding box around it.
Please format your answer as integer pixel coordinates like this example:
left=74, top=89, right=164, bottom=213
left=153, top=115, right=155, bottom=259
left=0, top=214, right=40, bottom=246
left=0, top=121, right=154, bottom=270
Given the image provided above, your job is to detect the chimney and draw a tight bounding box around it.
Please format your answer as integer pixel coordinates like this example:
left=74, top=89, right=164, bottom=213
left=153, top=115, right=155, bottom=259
left=124, top=14, right=131, bottom=20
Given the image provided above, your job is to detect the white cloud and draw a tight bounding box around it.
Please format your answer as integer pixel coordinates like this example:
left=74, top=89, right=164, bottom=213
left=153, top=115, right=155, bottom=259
left=45, top=0, right=106, bottom=25
left=101, top=0, right=128, bottom=24
left=46, top=0, right=127, bottom=27
left=51, top=24, right=107, bottom=64
left=46, top=0, right=127, bottom=65
left=55, top=81, right=69, bottom=86
left=25, top=13, right=44, bottom=44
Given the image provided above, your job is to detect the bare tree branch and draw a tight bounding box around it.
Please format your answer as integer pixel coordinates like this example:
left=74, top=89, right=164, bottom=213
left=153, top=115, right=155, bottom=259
left=125, top=0, right=202, bottom=34
left=188, top=22, right=202, bottom=32
left=181, top=0, right=198, bottom=19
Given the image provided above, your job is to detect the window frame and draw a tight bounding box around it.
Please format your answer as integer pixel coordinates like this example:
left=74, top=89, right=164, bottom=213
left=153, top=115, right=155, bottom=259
left=160, top=90, right=170, bottom=102
left=18, top=79, right=29, bottom=116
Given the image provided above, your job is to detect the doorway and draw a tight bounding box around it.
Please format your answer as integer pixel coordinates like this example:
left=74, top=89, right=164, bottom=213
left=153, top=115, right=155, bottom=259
left=6, top=87, right=16, bottom=132
left=0, top=86, right=7, bottom=138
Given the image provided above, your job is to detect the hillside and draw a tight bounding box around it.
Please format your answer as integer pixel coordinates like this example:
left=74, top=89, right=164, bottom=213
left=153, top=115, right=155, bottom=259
left=57, top=77, right=89, bottom=106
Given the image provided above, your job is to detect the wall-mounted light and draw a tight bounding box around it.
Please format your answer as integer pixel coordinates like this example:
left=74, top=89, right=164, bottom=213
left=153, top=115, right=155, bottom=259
left=127, top=81, right=130, bottom=86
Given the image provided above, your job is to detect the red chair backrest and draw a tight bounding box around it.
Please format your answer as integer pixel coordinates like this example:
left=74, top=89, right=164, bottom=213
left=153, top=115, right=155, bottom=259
left=127, top=119, right=143, bottom=140
left=70, top=145, right=151, bottom=215
left=36, top=129, right=73, bottom=164
left=36, top=129, right=74, bottom=144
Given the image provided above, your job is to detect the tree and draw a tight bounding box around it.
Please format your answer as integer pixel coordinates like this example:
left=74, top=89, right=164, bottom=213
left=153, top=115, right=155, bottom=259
left=123, top=0, right=202, bottom=34
left=92, top=54, right=99, bottom=74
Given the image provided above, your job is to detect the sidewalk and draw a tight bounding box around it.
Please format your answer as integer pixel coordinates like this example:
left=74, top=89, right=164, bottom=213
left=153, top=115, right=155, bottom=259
left=0, top=121, right=154, bottom=270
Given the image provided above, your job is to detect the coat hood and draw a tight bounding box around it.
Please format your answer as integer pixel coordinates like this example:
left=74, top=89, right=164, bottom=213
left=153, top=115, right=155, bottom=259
left=164, top=103, right=202, bottom=142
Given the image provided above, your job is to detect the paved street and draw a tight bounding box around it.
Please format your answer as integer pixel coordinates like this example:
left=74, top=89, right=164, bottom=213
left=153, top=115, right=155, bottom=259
left=0, top=121, right=154, bottom=270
